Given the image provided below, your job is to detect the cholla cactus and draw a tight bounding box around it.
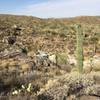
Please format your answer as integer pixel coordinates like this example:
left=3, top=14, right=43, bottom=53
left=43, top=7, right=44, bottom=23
left=75, top=24, right=84, bottom=73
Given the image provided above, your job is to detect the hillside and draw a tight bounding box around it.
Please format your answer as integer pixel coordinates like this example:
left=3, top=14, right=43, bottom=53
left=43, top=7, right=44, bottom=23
left=0, top=14, right=100, bottom=54
left=0, top=14, right=100, bottom=100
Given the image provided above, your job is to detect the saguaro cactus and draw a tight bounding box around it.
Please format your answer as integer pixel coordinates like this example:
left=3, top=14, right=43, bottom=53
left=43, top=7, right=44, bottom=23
left=75, top=24, right=84, bottom=73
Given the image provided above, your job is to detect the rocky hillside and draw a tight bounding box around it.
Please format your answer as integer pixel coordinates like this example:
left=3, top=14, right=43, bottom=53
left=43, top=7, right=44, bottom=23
left=0, top=14, right=100, bottom=100
left=0, top=14, right=100, bottom=55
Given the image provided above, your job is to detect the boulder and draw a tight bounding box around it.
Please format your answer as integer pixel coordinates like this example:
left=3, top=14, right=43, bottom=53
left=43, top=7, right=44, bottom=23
left=48, top=54, right=56, bottom=64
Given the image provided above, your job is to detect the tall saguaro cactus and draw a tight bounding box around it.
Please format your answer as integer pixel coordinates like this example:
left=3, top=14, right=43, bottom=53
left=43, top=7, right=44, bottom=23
left=75, top=24, right=84, bottom=73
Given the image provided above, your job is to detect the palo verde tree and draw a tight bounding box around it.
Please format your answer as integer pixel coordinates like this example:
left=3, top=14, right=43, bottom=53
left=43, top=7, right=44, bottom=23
left=75, top=24, right=84, bottom=73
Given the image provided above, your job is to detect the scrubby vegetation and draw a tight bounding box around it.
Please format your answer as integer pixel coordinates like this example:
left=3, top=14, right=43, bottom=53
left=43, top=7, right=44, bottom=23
left=0, top=14, right=100, bottom=100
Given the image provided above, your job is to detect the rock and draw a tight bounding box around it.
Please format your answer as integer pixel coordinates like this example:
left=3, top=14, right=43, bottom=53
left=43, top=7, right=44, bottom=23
left=8, top=36, right=16, bottom=45
left=79, top=95, right=100, bottom=100
left=83, top=60, right=92, bottom=73
left=27, top=51, right=35, bottom=58
left=48, top=54, right=56, bottom=64
left=67, top=54, right=77, bottom=66
left=59, top=65, right=71, bottom=72
left=35, top=50, right=49, bottom=67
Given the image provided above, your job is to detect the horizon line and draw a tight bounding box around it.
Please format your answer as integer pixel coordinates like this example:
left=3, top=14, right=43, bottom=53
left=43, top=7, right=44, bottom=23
left=0, top=13, right=100, bottom=19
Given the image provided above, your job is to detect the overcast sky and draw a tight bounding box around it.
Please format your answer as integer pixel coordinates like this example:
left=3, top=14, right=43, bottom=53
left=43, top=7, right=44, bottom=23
left=0, top=0, right=100, bottom=18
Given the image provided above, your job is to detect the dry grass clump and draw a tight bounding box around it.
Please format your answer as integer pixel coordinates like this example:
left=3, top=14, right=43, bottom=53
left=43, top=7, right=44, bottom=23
left=0, top=93, right=36, bottom=100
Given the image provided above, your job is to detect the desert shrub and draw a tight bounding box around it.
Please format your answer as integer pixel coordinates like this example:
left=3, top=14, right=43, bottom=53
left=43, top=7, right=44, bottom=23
left=56, top=53, right=68, bottom=66
left=0, top=93, right=36, bottom=100
left=21, top=47, right=28, bottom=54
left=55, top=53, right=72, bottom=72
left=37, top=73, right=100, bottom=100
left=0, top=69, right=36, bottom=93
